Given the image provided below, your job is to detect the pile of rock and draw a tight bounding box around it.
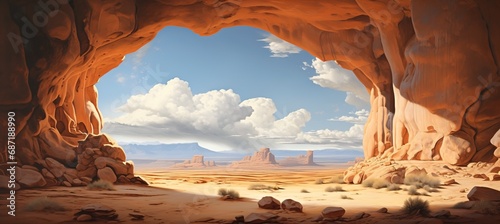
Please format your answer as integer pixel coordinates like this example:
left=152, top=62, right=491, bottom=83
left=279, top=150, right=317, bottom=166
left=343, top=157, right=408, bottom=184
left=0, top=133, right=147, bottom=190
left=230, top=148, right=279, bottom=168
left=257, top=196, right=303, bottom=212
left=172, top=155, right=216, bottom=168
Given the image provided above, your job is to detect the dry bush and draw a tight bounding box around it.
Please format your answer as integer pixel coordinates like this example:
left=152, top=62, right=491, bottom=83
left=329, top=175, right=345, bottom=184
left=218, top=188, right=240, bottom=199
left=404, top=174, right=440, bottom=189
left=315, top=178, right=325, bottom=184
left=325, top=185, right=345, bottom=192
left=87, top=180, right=115, bottom=191
left=25, top=197, right=66, bottom=212
left=340, top=195, right=353, bottom=200
left=401, top=197, right=430, bottom=216
left=387, top=184, right=402, bottom=191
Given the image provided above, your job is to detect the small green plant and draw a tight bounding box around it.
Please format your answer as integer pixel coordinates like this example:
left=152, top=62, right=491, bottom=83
left=300, top=189, right=310, bottom=193
left=404, top=174, right=440, bottom=189
left=340, top=195, right=353, bottom=200
left=330, top=175, right=345, bottom=184
left=218, top=188, right=240, bottom=199
left=325, top=185, right=345, bottom=192
left=87, top=180, right=115, bottom=191
left=315, top=178, right=324, bottom=184
left=408, top=185, right=420, bottom=195
left=401, top=197, right=430, bottom=216
left=387, top=184, right=401, bottom=191
left=25, top=197, right=66, bottom=212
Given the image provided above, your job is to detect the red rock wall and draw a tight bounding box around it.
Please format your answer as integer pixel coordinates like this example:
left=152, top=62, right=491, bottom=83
left=1, top=0, right=499, bottom=174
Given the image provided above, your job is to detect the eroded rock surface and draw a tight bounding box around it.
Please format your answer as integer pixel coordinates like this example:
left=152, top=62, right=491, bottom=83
left=0, top=0, right=499, bottom=187
left=230, top=148, right=279, bottom=168
left=172, top=155, right=216, bottom=168
left=279, top=150, right=316, bottom=166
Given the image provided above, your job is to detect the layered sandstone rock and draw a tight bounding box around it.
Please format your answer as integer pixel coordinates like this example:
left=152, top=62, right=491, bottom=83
left=0, top=0, right=499, bottom=187
left=279, top=150, right=316, bottom=166
left=172, top=155, right=216, bottom=168
left=230, top=148, right=279, bottom=168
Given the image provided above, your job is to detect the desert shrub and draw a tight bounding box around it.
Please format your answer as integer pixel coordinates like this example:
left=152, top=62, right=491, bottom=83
left=408, top=185, right=419, bottom=195
left=248, top=184, right=282, bottom=191
left=401, top=197, right=430, bottom=216
left=218, top=188, right=239, bottom=199
left=340, top=195, right=353, bottom=200
left=387, top=184, right=401, bottom=191
left=315, top=178, right=324, bottom=184
left=362, top=178, right=375, bottom=188
left=362, top=178, right=390, bottom=189
left=25, top=197, right=66, bottom=212
left=248, top=184, right=269, bottom=190
left=453, top=201, right=473, bottom=209
left=87, top=180, right=115, bottom=191
left=404, top=174, right=440, bottom=189
left=325, top=185, right=345, bottom=192
left=300, top=189, right=310, bottom=193
left=330, top=175, right=345, bottom=184
left=372, top=179, right=390, bottom=189
left=423, top=185, right=439, bottom=193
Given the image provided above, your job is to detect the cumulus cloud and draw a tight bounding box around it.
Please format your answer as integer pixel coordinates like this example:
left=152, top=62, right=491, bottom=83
left=329, top=109, right=369, bottom=124
left=294, top=124, right=364, bottom=148
left=306, top=58, right=370, bottom=108
left=259, top=34, right=301, bottom=57
left=105, top=78, right=314, bottom=150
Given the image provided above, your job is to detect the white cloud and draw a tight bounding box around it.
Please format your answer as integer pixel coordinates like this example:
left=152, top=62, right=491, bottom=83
left=259, top=34, right=301, bottom=57
left=329, top=109, right=369, bottom=124
left=116, top=76, right=126, bottom=83
left=295, top=124, right=364, bottom=146
left=306, top=58, right=370, bottom=108
left=133, top=43, right=151, bottom=66
left=103, top=77, right=363, bottom=151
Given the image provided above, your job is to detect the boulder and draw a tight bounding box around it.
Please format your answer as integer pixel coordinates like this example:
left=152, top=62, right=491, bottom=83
left=244, top=212, right=279, bottom=224
left=94, top=157, right=128, bottom=175
left=17, top=167, right=46, bottom=188
left=321, top=207, right=345, bottom=220
left=97, top=167, right=117, bottom=183
left=467, top=186, right=500, bottom=201
left=405, top=166, right=427, bottom=177
left=281, top=199, right=303, bottom=212
left=45, top=157, right=66, bottom=178
left=258, top=196, right=281, bottom=210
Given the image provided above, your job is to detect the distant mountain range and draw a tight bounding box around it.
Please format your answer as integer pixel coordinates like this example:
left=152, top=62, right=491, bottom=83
left=121, top=143, right=364, bottom=163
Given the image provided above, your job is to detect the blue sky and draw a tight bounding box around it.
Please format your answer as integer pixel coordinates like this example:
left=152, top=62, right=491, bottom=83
left=96, top=26, right=369, bottom=151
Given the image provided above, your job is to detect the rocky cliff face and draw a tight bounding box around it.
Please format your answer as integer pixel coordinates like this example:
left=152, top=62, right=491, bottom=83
left=230, top=148, right=278, bottom=168
left=279, top=150, right=316, bottom=166
left=0, top=0, right=499, bottom=186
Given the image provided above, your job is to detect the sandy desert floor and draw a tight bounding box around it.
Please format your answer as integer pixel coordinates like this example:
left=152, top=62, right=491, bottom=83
left=1, top=162, right=499, bottom=224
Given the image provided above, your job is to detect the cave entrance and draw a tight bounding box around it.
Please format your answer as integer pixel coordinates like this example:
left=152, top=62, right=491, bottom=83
left=94, top=26, right=367, bottom=162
